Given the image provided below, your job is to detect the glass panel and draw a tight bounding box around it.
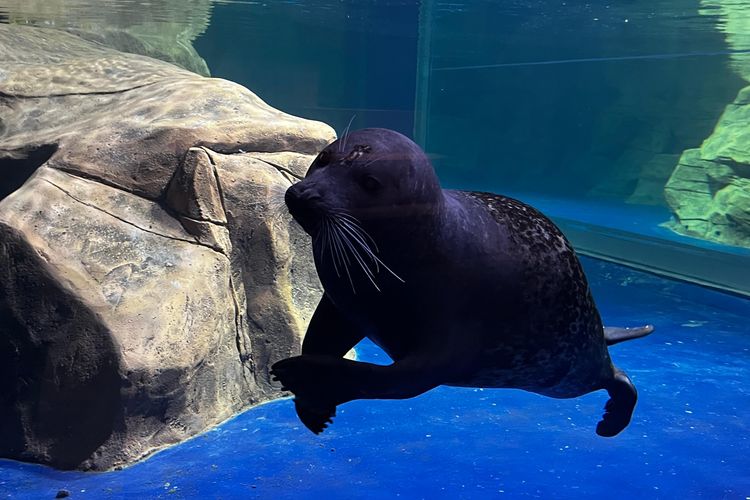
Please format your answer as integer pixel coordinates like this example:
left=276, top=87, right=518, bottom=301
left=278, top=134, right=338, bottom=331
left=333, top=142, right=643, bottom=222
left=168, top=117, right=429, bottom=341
left=194, top=1, right=420, bottom=138
left=417, top=0, right=750, bottom=295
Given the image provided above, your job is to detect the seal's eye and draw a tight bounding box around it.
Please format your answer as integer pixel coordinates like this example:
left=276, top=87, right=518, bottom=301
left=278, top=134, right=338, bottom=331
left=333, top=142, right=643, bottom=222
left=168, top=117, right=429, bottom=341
left=361, top=175, right=382, bottom=193
left=317, top=149, right=332, bottom=166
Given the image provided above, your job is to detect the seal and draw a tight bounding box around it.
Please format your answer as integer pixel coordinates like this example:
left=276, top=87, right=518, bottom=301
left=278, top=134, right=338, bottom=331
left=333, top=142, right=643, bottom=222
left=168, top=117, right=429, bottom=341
left=271, top=128, right=653, bottom=437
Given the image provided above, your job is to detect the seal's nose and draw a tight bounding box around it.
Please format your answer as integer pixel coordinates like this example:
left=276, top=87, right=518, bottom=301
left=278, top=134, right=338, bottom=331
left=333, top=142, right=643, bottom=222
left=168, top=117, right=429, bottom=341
left=286, top=183, right=323, bottom=206
left=285, top=183, right=323, bottom=233
left=284, top=183, right=303, bottom=212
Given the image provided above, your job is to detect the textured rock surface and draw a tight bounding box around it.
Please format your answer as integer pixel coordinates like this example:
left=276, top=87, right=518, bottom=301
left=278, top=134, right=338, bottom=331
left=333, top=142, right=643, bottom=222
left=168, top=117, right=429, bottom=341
left=663, top=97, right=750, bottom=248
left=0, top=23, right=333, bottom=470
left=0, top=0, right=211, bottom=75
left=664, top=4, right=750, bottom=248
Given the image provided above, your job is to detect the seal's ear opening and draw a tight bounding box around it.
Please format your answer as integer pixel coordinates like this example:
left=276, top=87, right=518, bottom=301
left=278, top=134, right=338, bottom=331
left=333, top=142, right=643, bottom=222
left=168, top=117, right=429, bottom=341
left=0, top=144, right=58, bottom=201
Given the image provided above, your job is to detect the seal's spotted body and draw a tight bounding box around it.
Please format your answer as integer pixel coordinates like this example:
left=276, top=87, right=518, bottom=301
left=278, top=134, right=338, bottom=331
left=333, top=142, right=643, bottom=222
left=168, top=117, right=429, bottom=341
left=272, top=128, right=653, bottom=437
left=452, top=191, right=611, bottom=398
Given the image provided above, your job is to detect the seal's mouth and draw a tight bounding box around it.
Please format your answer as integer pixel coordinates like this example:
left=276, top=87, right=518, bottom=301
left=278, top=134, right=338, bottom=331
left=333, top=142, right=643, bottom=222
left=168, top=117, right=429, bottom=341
left=285, top=182, right=406, bottom=292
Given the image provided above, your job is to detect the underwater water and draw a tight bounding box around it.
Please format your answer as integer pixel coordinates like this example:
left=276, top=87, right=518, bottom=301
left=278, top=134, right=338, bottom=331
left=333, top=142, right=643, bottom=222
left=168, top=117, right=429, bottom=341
left=1, top=257, right=750, bottom=499
left=1, top=0, right=750, bottom=498
left=193, top=0, right=750, bottom=292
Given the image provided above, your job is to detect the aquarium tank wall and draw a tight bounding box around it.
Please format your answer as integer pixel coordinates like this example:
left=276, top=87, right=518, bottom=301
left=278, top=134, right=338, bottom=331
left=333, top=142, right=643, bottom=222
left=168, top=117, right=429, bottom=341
left=194, top=0, right=750, bottom=295
left=1, top=0, right=750, bottom=497
left=415, top=0, right=750, bottom=296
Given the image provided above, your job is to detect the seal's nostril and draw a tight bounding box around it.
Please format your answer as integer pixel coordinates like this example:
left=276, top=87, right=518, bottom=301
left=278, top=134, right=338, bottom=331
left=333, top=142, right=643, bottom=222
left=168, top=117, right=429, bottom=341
left=288, top=183, right=323, bottom=204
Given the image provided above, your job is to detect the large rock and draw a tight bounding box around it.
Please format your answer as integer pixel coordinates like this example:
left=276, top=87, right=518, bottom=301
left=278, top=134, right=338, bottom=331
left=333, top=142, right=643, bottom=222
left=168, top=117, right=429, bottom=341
left=664, top=0, right=750, bottom=248
left=664, top=149, right=750, bottom=246
left=0, top=23, right=334, bottom=470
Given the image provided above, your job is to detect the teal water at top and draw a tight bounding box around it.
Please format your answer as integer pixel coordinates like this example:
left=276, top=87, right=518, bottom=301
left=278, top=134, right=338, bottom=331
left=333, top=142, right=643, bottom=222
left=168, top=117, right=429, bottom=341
left=1, top=1, right=745, bottom=192
left=195, top=1, right=421, bottom=136
left=195, top=1, right=750, bottom=294
left=191, top=1, right=748, bottom=213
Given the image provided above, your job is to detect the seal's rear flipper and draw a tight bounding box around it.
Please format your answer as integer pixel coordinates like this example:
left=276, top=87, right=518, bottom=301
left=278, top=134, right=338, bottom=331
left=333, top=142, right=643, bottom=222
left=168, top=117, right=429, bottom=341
left=604, top=325, right=654, bottom=346
left=596, top=368, right=637, bottom=437
left=294, top=399, right=336, bottom=435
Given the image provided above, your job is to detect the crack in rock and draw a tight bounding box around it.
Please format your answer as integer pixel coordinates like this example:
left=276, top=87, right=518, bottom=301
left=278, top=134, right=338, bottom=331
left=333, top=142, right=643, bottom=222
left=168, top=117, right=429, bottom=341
left=201, top=147, right=255, bottom=375
left=200, top=147, right=232, bottom=221
left=53, top=164, right=159, bottom=202
left=252, top=157, right=305, bottom=181
left=0, top=80, right=163, bottom=100
left=40, top=177, right=234, bottom=255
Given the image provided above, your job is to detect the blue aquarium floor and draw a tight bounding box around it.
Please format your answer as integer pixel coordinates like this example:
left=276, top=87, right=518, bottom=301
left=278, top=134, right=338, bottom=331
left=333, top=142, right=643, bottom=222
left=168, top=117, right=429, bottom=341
left=1, top=257, right=749, bottom=499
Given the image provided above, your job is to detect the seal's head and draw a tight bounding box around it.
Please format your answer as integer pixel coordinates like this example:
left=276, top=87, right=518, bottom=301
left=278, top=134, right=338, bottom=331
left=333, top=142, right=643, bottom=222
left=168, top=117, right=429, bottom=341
left=285, top=128, right=442, bottom=237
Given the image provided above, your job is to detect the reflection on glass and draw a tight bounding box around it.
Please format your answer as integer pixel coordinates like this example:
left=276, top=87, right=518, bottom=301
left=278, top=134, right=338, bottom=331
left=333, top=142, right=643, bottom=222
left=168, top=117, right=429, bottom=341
left=417, top=0, right=750, bottom=294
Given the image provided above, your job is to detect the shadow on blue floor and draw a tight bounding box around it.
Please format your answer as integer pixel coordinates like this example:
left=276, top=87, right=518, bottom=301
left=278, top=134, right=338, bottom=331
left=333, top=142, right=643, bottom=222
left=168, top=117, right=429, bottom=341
left=2, top=257, right=749, bottom=499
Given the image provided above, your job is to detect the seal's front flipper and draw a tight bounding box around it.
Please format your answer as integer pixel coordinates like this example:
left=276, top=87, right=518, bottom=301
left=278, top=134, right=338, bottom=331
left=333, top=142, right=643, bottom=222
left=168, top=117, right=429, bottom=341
left=302, top=294, right=365, bottom=357
left=604, top=325, right=654, bottom=346
left=271, top=354, right=358, bottom=423
left=272, top=355, right=440, bottom=404
left=294, top=399, right=336, bottom=435
left=596, top=368, right=637, bottom=437
left=272, top=356, right=338, bottom=434
left=271, top=354, right=443, bottom=433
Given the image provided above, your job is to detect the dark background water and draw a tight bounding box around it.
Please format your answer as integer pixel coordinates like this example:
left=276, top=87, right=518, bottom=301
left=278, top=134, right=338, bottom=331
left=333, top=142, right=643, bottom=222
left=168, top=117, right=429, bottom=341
left=423, top=0, right=745, bottom=199
left=195, top=0, right=746, bottom=203
left=195, top=1, right=421, bottom=138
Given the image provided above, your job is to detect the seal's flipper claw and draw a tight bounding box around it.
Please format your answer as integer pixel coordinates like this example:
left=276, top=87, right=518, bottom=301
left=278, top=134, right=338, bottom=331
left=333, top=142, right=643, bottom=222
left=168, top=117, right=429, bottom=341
left=270, top=356, right=307, bottom=394
left=596, top=368, right=637, bottom=437
left=295, top=399, right=336, bottom=435
left=603, top=325, right=654, bottom=346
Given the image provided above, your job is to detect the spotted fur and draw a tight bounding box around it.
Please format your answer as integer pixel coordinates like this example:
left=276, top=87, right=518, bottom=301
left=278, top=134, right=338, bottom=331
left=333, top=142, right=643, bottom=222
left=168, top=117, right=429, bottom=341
left=453, top=191, right=613, bottom=397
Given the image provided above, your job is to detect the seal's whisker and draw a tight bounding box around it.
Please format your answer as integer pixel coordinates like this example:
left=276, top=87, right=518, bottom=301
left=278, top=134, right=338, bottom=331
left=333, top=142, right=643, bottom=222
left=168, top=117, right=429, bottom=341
left=328, top=210, right=380, bottom=252
left=275, top=201, right=289, bottom=212
left=323, top=220, right=332, bottom=272
left=373, top=255, right=406, bottom=283
left=339, top=114, right=356, bottom=153
left=337, top=225, right=404, bottom=286
left=335, top=217, right=381, bottom=256
left=337, top=227, right=381, bottom=292
left=332, top=218, right=380, bottom=273
left=353, top=242, right=405, bottom=284
left=313, top=222, right=324, bottom=246
left=330, top=223, right=356, bottom=293
left=263, top=184, right=288, bottom=207
left=269, top=182, right=289, bottom=197
left=332, top=224, right=352, bottom=269
left=270, top=199, right=288, bottom=215
left=334, top=221, right=377, bottom=276
left=243, top=197, right=286, bottom=212
left=242, top=190, right=291, bottom=230
left=324, top=219, right=341, bottom=278
left=331, top=216, right=378, bottom=260
left=328, top=214, right=404, bottom=284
